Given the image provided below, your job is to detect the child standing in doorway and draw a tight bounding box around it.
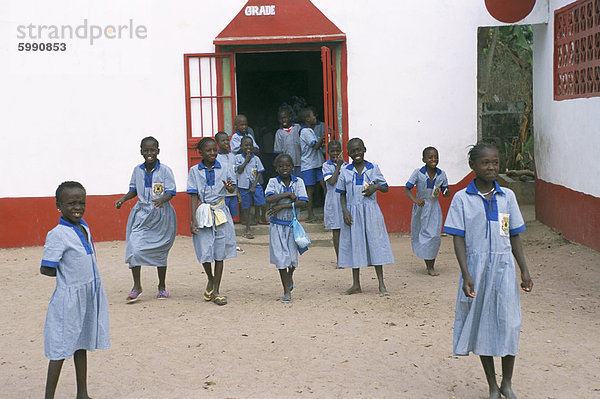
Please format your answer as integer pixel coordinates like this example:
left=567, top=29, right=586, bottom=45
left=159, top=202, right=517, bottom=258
left=404, top=146, right=450, bottom=276
left=41, top=181, right=110, bottom=399
left=321, top=140, right=346, bottom=263
left=188, top=137, right=237, bottom=306
left=230, top=114, right=259, bottom=155
left=115, top=136, right=177, bottom=302
left=273, top=103, right=302, bottom=178
left=298, top=107, right=325, bottom=222
left=336, top=138, right=394, bottom=296
left=265, top=154, right=309, bottom=303
left=443, top=142, right=533, bottom=399
left=236, top=136, right=268, bottom=239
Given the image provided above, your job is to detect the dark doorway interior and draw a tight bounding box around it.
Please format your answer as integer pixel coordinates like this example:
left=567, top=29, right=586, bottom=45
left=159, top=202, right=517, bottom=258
left=235, top=51, right=324, bottom=186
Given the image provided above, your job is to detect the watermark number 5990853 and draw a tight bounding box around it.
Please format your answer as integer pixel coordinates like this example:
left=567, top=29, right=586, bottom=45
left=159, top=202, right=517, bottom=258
left=18, top=43, right=67, bottom=51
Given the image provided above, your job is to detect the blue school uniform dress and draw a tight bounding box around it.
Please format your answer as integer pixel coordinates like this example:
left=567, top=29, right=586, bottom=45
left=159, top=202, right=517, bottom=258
left=274, top=123, right=302, bottom=176
left=187, top=160, right=237, bottom=263
left=41, top=218, right=110, bottom=360
left=230, top=129, right=259, bottom=154
left=299, top=126, right=325, bottom=186
left=125, top=160, right=177, bottom=268
left=217, top=151, right=239, bottom=217
left=322, top=158, right=347, bottom=230
left=235, top=153, right=266, bottom=209
left=406, top=166, right=449, bottom=260
left=265, top=176, right=309, bottom=269
left=443, top=180, right=526, bottom=357
left=335, top=162, right=395, bottom=268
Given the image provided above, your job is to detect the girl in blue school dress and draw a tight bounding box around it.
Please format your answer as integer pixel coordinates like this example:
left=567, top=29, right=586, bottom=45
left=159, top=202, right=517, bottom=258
left=335, top=137, right=394, bottom=296
left=115, top=136, right=177, bottom=302
left=404, top=146, right=450, bottom=276
left=321, top=140, right=346, bottom=263
left=188, top=137, right=237, bottom=306
left=443, top=142, right=533, bottom=399
left=265, top=153, right=308, bottom=303
left=41, top=181, right=110, bottom=399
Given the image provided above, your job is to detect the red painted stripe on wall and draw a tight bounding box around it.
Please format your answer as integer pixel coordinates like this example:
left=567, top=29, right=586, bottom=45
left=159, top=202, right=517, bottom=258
left=535, top=178, right=600, bottom=252
left=1, top=173, right=475, bottom=248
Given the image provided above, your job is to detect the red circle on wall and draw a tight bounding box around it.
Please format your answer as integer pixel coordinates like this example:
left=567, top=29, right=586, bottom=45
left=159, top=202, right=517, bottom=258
left=484, top=0, right=536, bottom=23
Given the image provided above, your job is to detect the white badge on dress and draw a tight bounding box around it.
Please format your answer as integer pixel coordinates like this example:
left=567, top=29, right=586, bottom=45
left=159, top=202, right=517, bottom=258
left=499, top=213, right=510, bottom=237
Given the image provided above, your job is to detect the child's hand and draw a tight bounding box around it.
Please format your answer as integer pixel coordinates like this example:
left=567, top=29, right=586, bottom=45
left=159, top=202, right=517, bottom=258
left=245, top=151, right=253, bottom=162
left=462, top=275, right=476, bottom=298
left=362, top=184, right=378, bottom=197
left=266, top=205, right=282, bottom=217
left=249, top=186, right=255, bottom=194
left=114, top=198, right=124, bottom=209
left=237, top=193, right=242, bottom=203
left=343, top=210, right=353, bottom=226
left=190, top=220, right=199, bottom=235
left=152, top=197, right=165, bottom=208
left=335, top=156, right=345, bottom=168
left=521, top=271, right=533, bottom=292
left=222, top=180, right=234, bottom=193
left=288, top=192, right=297, bottom=202
left=416, top=198, right=425, bottom=207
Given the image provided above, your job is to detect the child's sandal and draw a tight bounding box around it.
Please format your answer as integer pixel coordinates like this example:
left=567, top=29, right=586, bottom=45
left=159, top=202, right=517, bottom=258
left=212, top=295, right=228, bottom=306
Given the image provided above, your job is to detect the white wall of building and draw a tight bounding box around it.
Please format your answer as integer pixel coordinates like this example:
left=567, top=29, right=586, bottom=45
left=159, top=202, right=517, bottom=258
left=533, top=0, right=600, bottom=197
left=1, top=0, right=550, bottom=197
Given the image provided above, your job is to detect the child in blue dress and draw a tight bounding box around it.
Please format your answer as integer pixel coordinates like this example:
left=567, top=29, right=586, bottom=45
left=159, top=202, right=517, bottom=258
left=236, top=136, right=267, bottom=239
left=115, top=136, right=177, bottom=302
left=41, top=181, right=110, bottom=399
left=321, top=140, right=346, bottom=262
left=265, top=154, right=308, bottom=303
left=443, top=142, right=533, bottom=399
left=188, top=137, right=237, bottom=306
left=216, top=131, right=240, bottom=219
left=273, top=104, right=302, bottom=178
left=335, top=138, right=394, bottom=296
left=298, top=107, right=325, bottom=222
left=404, top=146, right=450, bottom=276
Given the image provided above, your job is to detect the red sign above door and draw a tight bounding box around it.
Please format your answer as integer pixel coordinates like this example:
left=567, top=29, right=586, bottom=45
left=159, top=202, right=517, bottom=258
left=214, top=0, right=345, bottom=45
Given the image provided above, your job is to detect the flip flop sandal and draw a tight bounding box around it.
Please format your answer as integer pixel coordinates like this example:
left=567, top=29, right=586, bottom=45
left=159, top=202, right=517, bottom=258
left=281, top=296, right=292, bottom=303
left=203, top=288, right=214, bottom=301
left=212, top=295, right=228, bottom=306
left=242, top=232, right=255, bottom=239
left=157, top=290, right=170, bottom=299
left=126, top=290, right=142, bottom=304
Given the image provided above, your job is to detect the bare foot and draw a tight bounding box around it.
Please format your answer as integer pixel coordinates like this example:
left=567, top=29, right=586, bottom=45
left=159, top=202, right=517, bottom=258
left=427, top=267, right=440, bottom=276
left=342, top=286, right=362, bottom=295
left=379, top=284, right=389, bottom=296
left=500, top=382, right=518, bottom=399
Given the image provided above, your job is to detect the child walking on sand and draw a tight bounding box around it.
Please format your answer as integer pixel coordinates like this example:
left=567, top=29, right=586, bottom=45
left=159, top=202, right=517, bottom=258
left=336, top=138, right=394, bottom=295
left=236, top=136, right=268, bottom=239
left=41, top=181, right=110, bottom=399
left=115, top=136, right=177, bottom=302
left=265, top=154, right=309, bottom=303
left=321, top=140, right=346, bottom=262
left=404, top=146, right=450, bottom=276
left=298, top=107, right=325, bottom=222
left=188, top=137, right=237, bottom=306
left=443, top=142, right=533, bottom=399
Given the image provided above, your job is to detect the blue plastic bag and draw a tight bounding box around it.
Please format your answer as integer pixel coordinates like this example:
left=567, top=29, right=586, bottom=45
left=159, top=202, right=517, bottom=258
left=291, top=203, right=310, bottom=253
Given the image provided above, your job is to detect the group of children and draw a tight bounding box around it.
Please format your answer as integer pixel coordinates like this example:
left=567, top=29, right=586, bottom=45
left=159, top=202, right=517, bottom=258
left=41, top=125, right=533, bottom=398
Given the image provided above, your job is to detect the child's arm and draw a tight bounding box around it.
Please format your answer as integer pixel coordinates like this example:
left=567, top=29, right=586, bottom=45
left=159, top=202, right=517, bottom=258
left=327, top=158, right=344, bottom=186
left=314, top=135, right=325, bottom=150
left=266, top=191, right=296, bottom=204
left=404, top=186, right=425, bottom=206
left=237, top=153, right=252, bottom=174
left=442, top=188, right=451, bottom=197
left=453, top=235, right=476, bottom=298
left=249, top=172, right=261, bottom=194
left=40, top=266, right=56, bottom=276
left=340, top=193, right=352, bottom=226
left=510, top=234, right=533, bottom=292
left=152, top=193, right=173, bottom=208
left=190, top=193, right=200, bottom=234
left=363, top=183, right=388, bottom=197
left=266, top=198, right=307, bottom=217
left=115, top=191, right=137, bottom=209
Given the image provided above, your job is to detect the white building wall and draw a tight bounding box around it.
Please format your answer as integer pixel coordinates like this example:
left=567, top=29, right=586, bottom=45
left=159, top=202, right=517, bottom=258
left=533, top=0, right=600, bottom=197
left=1, top=0, right=550, bottom=197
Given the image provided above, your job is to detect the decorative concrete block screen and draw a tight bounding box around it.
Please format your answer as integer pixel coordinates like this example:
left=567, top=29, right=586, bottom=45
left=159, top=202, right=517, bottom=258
left=554, top=0, right=600, bottom=100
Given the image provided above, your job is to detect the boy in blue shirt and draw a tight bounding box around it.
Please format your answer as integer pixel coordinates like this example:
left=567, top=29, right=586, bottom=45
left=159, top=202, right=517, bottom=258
left=236, top=136, right=267, bottom=238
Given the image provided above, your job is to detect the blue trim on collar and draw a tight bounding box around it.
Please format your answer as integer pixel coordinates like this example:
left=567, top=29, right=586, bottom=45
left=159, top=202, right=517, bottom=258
left=59, top=217, right=93, bottom=255
left=419, top=165, right=442, bottom=175
left=346, top=161, right=374, bottom=171
left=466, top=180, right=505, bottom=195
left=138, top=159, right=161, bottom=170
left=276, top=175, right=298, bottom=184
left=197, top=160, right=222, bottom=170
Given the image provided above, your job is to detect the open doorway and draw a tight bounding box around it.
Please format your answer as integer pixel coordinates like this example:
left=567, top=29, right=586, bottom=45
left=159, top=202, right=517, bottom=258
left=235, top=50, right=325, bottom=182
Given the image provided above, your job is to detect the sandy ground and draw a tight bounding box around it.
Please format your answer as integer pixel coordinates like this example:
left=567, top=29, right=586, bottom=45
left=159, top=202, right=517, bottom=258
left=1, top=207, right=600, bottom=399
